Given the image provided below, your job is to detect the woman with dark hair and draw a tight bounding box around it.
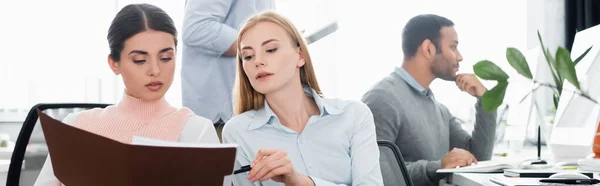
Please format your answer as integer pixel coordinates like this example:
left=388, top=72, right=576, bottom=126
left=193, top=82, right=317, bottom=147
left=34, top=4, right=219, bottom=186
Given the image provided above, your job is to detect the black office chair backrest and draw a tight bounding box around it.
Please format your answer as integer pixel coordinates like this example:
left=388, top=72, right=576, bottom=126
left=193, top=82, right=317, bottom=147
left=7, top=103, right=110, bottom=186
left=378, top=140, right=414, bottom=186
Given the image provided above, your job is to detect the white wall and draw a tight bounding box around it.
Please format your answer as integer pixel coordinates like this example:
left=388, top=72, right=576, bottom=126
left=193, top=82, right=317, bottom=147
left=0, top=0, right=569, bottom=145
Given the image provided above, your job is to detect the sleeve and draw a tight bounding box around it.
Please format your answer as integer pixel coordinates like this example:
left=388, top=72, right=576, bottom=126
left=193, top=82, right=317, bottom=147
left=222, top=122, right=261, bottom=186
left=448, top=97, right=497, bottom=161
left=310, top=103, right=384, bottom=186
left=404, top=160, right=443, bottom=186
left=179, top=115, right=221, bottom=144
left=182, top=0, right=238, bottom=56
left=360, top=89, right=401, bottom=143
left=362, top=89, right=442, bottom=185
left=34, top=113, right=78, bottom=186
left=321, top=102, right=384, bottom=186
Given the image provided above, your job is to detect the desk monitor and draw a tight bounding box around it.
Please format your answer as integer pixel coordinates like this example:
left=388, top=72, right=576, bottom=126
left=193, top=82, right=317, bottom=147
left=549, top=24, right=600, bottom=162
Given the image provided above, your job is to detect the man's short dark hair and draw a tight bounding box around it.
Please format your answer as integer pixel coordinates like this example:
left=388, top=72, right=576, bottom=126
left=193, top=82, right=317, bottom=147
left=402, top=14, right=454, bottom=59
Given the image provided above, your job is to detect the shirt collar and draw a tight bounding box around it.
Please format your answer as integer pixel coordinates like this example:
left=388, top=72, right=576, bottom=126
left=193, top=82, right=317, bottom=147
left=394, top=67, right=432, bottom=96
left=248, top=86, right=343, bottom=131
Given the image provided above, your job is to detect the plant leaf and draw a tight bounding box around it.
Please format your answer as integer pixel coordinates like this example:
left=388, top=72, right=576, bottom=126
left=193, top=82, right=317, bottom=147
left=538, top=31, right=562, bottom=88
left=555, top=49, right=567, bottom=88
left=473, top=60, right=509, bottom=81
left=538, top=31, right=553, bottom=67
left=482, top=80, right=508, bottom=112
left=555, top=47, right=580, bottom=89
left=553, top=93, right=559, bottom=110
left=506, top=47, right=533, bottom=79
left=573, top=46, right=593, bottom=65
left=546, top=48, right=559, bottom=71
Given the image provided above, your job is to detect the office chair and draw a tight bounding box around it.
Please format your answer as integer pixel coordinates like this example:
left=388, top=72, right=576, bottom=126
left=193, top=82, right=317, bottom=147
left=7, top=103, right=110, bottom=186
left=378, top=140, right=414, bottom=186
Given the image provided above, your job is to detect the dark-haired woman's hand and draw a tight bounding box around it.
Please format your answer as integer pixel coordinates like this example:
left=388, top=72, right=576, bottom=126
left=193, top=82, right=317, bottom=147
left=247, top=148, right=315, bottom=186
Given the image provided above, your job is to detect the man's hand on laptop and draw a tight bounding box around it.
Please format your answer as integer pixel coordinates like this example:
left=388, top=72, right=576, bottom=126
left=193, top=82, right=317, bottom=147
left=441, top=148, right=479, bottom=169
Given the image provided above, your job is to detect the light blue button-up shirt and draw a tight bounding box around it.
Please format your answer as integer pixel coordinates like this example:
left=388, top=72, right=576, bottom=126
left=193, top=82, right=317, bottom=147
left=222, top=88, right=383, bottom=186
left=181, top=0, right=275, bottom=123
left=394, top=67, right=432, bottom=97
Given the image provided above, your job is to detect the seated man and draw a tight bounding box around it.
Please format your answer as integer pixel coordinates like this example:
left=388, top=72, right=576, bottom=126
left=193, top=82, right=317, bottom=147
left=361, top=14, right=497, bottom=186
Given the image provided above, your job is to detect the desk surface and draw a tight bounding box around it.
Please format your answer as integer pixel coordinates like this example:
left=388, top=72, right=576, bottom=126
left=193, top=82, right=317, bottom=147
left=449, top=173, right=600, bottom=186
left=445, top=145, right=563, bottom=186
left=448, top=173, right=503, bottom=186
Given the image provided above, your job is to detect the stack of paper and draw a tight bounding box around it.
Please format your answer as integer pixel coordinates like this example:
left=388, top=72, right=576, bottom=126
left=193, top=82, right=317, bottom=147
left=437, top=161, right=514, bottom=173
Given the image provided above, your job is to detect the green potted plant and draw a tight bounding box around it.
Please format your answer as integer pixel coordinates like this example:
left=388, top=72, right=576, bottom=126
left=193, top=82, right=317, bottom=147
left=474, top=31, right=597, bottom=146
left=473, top=31, right=596, bottom=113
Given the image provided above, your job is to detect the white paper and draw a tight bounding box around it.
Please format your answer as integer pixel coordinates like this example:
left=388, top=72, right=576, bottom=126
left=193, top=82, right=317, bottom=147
left=131, top=136, right=237, bottom=148
left=223, top=175, right=233, bottom=186
left=436, top=160, right=514, bottom=173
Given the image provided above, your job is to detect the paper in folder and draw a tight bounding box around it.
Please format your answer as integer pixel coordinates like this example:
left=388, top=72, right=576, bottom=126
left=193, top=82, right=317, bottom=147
left=37, top=109, right=237, bottom=186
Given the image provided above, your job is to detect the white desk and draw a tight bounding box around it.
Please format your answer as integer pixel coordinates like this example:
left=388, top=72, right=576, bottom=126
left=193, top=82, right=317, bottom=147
left=444, top=145, right=553, bottom=186
left=448, top=172, right=600, bottom=186
left=447, top=173, right=501, bottom=186
left=443, top=153, right=600, bottom=185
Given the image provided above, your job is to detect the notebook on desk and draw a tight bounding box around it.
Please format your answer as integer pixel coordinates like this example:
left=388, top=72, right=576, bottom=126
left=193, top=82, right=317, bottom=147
left=437, top=161, right=514, bottom=173
left=38, top=109, right=238, bottom=186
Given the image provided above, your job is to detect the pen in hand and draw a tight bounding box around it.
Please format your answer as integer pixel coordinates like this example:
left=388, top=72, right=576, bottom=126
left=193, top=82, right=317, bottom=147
left=234, top=155, right=266, bottom=174
left=233, top=165, right=252, bottom=175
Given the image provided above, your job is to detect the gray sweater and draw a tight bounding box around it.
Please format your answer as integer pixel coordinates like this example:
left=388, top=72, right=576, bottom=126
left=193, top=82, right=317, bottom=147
left=361, top=70, right=497, bottom=186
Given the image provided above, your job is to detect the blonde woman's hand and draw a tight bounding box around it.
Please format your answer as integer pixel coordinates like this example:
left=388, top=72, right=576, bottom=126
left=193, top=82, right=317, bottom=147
left=247, top=148, right=314, bottom=186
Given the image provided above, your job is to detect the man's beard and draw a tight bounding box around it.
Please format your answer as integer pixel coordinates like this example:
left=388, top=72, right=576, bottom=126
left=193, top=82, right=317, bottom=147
left=431, top=56, right=457, bottom=81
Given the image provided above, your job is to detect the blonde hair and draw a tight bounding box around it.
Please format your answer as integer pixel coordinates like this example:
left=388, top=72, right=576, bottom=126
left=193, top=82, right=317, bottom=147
left=233, top=11, right=322, bottom=115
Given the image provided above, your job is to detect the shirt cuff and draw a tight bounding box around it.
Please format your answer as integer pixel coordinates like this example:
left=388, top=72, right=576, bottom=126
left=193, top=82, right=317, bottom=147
left=475, top=97, right=499, bottom=114
left=475, top=97, right=485, bottom=109
left=310, top=176, right=331, bottom=186
left=426, top=160, right=445, bottom=182
left=212, top=25, right=238, bottom=56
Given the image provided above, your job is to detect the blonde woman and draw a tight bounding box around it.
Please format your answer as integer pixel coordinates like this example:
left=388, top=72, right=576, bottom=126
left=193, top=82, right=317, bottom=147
left=222, top=11, right=383, bottom=186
